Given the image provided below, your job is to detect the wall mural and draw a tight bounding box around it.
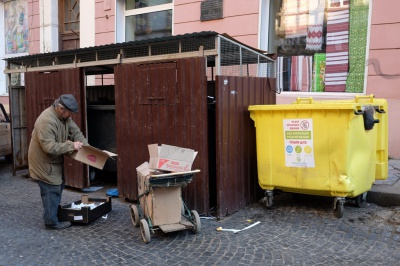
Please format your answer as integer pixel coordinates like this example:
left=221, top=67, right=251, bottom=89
left=4, top=0, right=29, bottom=54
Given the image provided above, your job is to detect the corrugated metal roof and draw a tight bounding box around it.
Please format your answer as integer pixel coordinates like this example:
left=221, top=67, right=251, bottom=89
left=4, top=31, right=274, bottom=77
left=5, top=31, right=219, bottom=62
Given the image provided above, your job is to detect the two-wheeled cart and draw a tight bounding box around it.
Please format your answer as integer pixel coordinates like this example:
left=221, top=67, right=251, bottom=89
left=130, top=169, right=201, bottom=243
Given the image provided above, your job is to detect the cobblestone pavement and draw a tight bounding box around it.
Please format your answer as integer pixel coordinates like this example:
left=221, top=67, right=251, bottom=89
left=1, top=158, right=400, bottom=266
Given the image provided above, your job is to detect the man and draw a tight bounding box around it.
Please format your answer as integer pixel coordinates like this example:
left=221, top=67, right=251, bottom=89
left=28, top=94, right=88, bottom=230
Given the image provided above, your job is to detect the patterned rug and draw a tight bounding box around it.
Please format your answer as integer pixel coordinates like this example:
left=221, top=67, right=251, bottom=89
left=325, top=5, right=350, bottom=92
left=306, top=0, right=326, bottom=51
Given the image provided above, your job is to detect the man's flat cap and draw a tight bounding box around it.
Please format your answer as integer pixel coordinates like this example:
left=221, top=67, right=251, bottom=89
left=59, top=94, right=79, bottom=113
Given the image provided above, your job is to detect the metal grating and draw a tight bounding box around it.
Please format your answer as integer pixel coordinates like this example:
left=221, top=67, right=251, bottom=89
left=58, top=54, right=76, bottom=65
left=97, top=49, right=121, bottom=61
left=181, top=36, right=216, bottom=52
left=242, top=48, right=259, bottom=64
left=151, top=40, right=180, bottom=55
left=20, top=59, right=37, bottom=68
left=259, top=57, right=275, bottom=78
left=4, top=32, right=275, bottom=79
left=207, top=35, right=275, bottom=80
left=124, top=45, right=148, bottom=58
left=78, top=52, right=97, bottom=63
left=38, top=57, right=54, bottom=67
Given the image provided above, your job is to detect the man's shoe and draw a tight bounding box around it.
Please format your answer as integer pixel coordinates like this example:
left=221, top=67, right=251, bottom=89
left=45, top=221, right=71, bottom=230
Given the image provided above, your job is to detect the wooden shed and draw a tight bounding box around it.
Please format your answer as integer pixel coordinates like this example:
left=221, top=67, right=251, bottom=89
left=5, top=32, right=276, bottom=218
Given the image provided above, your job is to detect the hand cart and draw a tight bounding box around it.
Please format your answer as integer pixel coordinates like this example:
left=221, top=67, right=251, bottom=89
left=130, top=169, right=201, bottom=243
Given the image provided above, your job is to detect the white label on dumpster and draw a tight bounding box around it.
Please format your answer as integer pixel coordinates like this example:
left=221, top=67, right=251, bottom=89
left=283, top=119, right=315, bottom=168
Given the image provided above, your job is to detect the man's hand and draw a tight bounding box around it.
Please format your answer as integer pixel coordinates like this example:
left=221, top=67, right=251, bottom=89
left=74, top=141, right=83, bottom=151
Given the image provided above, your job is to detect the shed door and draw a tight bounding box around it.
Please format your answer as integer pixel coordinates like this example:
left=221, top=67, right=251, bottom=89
left=114, top=57, right=209, bottom=214
left=25, top=68, right=88, bottom=188
left=138, top=62, right=177, bottom=105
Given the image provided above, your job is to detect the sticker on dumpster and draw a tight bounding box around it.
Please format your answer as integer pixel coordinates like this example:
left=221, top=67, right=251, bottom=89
left=283, top=119, right=315, bottom=167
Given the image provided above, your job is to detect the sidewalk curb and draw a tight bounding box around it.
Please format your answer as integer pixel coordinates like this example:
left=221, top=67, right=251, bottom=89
left=367, top=189, right=400, bottom=207
left=367, top=159, right=400, bottom=207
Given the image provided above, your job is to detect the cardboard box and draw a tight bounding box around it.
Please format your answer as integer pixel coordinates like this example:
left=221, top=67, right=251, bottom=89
left=136, top=162, right=181, bottom=226
left=68, top=145, right=117, bottom=170
left=148, top=144, right=197, bottom=172
left=57, top=195, right=112, bottom=224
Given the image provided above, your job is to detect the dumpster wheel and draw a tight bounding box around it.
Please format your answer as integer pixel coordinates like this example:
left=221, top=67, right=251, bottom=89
left=266, top=196, right=273, bottom=208
left=140, top=219, right=151, bottom=244
left=265, top=190, right=274, bottom=208
left=333, top=198, right=345, bottom=218
left=355, top=192, right=367, bottom=208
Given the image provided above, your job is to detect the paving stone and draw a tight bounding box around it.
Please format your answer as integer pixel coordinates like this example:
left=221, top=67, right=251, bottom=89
left=1, top=158, right=400, bottom=265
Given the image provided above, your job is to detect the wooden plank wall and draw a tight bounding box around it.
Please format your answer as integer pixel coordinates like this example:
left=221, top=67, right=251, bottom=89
left=114, top=57, right=210, bottom=214
left=215, top=75, right=276, bottom=217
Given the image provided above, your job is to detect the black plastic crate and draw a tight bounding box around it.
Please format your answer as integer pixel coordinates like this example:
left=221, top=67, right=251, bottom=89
left=58, top=195, right=112, bottom=224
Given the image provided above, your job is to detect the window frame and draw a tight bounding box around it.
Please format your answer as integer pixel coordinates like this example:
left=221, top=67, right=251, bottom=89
left=123, top=2, right=174, bottom=42
left=59, top=0, right=80, bottom=34
left=58, top=0, right=80, bottom=50
left=124, top=3, right=173, bottom=16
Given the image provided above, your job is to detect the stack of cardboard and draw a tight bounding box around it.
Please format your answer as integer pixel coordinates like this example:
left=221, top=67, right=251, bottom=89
left=136, top=144, right=198, bottom=226
left=148, top=144, right=197, bottom=172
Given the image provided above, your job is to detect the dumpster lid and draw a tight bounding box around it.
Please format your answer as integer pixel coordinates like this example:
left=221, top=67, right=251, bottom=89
left=248, top=95, right=386, bottom=112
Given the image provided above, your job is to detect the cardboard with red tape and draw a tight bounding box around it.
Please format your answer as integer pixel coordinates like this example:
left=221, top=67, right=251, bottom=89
left=148, top=144, right=197, bottom=172
left=68, top=145, right=117, bottom=170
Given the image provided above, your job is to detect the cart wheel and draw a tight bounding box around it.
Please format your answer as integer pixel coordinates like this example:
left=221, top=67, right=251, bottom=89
left=140, top=219, right=151, bottom=244
left=334, top=201, right=344, bottom=218
left=130, top=205, right=140, bottom=227
left=355, top=192, right=367, bottom=208
left=190, top=210, right=201, bottom=234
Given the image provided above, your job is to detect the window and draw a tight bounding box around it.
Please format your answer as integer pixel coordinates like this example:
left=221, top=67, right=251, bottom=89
left=62, top=0, right=80, bottom=32
left=59, top=0, right=80, bottom=50
left=262, top=0, right=370, bottom=93
left=124, top=0, right=173, bottom=41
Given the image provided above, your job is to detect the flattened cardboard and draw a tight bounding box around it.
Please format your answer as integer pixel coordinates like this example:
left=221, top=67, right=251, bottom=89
left=151, top=187, right=181, bottom=226
left=136, top=162, right=181, bottom=226
left=68, top=145, right=117, bottom=170
left=148, top=144, right=198, bottom=172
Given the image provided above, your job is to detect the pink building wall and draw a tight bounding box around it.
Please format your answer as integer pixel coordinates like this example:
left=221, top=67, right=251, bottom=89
left=26, top=0, right=115, bottom=52
left=27, top=0, right=40, bottom=54
left=0, top=97, right=8, bottom=106
left=174, top=0, right=259, bottom=47
left=367, top=0, right=400, bottom=158
left=94, top=0, right=116, bottom=85
left=95, top=0, right=115, bottom=46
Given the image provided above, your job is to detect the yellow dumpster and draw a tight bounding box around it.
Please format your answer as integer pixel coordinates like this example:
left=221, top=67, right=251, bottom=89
left=248, top=95, right=388, bottom=218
